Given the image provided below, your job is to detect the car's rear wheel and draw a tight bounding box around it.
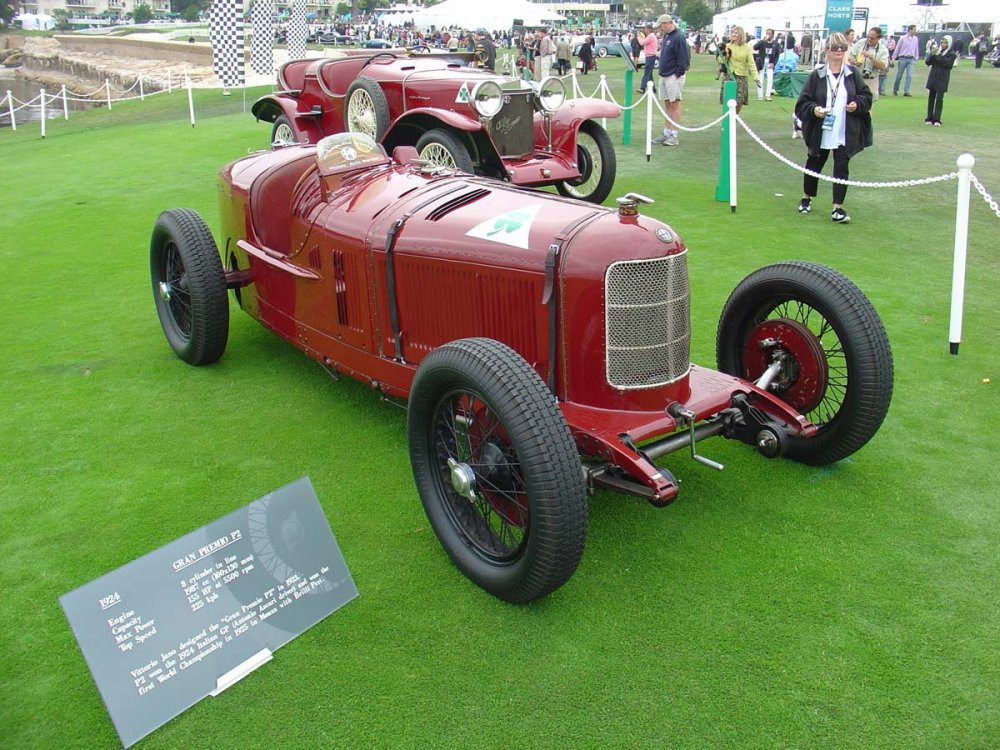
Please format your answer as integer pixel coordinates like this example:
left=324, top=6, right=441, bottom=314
left=150, top=209, right=229, bottom=365
left=716, top=262, right=893, bottom=465
left=408, top=338, right=588, bottom=603
left=271, top=115, right=295, bottom=146
left=415, top=128, right=475, bottom=173
left=345, top=77, right=390, bottom=140
left=598, top=46, right=609, bottom=58
left=556, top=119, right=616, bottom=205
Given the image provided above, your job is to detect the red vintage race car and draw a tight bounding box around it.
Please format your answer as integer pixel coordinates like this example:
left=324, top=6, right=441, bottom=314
left=150, top=133, right=893, bottom=603
left=250, top=52, right=621, bottom=204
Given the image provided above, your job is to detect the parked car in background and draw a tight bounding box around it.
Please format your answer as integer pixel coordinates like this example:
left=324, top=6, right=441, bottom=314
left=251, top=52, right=621, bottom=204
left=150, top=132, right=894, bottom=602
left=573, top=35, right=626, bottom=58
left=362, top=38, right=394, bottom=49
left=319, top=32, right=356, bottom=45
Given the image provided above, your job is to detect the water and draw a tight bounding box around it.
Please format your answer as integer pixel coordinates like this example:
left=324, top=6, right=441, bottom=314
left=0, top=73, right=103, bottom=127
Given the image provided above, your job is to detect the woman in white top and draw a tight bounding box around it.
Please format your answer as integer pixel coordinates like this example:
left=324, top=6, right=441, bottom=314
left=793, top=32, right=874, bottom=224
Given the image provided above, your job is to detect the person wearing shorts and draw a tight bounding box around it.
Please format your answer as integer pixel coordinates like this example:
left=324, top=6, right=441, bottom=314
left=654, top=14, right=690, bottom=146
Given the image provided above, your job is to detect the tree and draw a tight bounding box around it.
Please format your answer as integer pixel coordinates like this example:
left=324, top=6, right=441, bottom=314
left=179, top=4, right=201, bottom=22
left=52, top=8, right=73, bottom=31
left=132, top=4, right=154, bottom=24
left=335, top=2, right=350, bottom=17
left=1, top=0, right=16, bottom=28
left=172, top=0, right=206, bottom=22
left=675, top=0, right=712, bottom=31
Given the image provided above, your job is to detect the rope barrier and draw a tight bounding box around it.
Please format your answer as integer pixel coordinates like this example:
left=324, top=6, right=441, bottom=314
left=970, top=173, right=1000, bottom=219
left=652, top=96, right=728, bottom=132
left=734, top=113, right=959, bottom=188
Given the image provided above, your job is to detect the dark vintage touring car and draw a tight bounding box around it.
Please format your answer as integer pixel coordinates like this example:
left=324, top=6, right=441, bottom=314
left=151, top=133, right=894, bottom=603
left=251, top=52, right=621, bottom=204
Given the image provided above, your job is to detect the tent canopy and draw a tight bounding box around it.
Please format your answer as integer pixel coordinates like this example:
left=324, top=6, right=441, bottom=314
left=407, top=0, right=562, bottom=31
left=712, top=0, right=1000, bottom=40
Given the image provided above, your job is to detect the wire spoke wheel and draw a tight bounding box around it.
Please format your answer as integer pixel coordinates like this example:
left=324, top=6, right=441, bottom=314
left=556, top=120, right=616, bottom=204
left=408, top=338, right=588, bottom=603
left=160, top=241, right=192, bottom=341
left=347, top=90, right=377, bottom=137
left=432, top=389, right=529, bottom=561
left=716, top=262, right=893, bottom=465
left=420, top=142, right=460, bottom=169
left=272, top=116, right=295, bottom=145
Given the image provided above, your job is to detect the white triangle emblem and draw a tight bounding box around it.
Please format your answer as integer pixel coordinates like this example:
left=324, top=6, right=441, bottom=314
left=455, top=82, right=472, bottom=103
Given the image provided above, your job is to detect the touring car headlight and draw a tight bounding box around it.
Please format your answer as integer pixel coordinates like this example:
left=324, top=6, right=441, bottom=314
left=538, top=77, right=566, bottom=113
left=472, top=81, right=503, bottom=118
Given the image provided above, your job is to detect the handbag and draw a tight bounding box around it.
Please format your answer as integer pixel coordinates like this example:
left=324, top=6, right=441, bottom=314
left=575, top=59, right=583, bottom=71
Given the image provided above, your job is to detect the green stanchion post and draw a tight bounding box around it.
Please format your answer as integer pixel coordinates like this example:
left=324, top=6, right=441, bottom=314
left=622, top=69, right=633, bottom=145
left=715, top=80, right=736, bottom=203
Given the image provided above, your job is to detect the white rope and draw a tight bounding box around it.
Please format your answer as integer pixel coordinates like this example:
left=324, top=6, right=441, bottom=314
left=0, top=97, right=38, bottom=114
left=62, top=82, right=108, bottom=98
left=7, top=92, right=43, bottom=107
left=650, top=94, right=728, bottom=132
left=601, top=86, right=650, bottom=111
left=970, top=173, right=1000, bottom=219
left=735, top=114, right=959, bottom=188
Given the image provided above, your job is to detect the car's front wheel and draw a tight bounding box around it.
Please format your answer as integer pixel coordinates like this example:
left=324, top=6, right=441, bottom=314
left=415, top=128, right=475, bottom=173
left=716, top=262, right=893, bottom=465
left=556, top=119, right=617, bottom=205
left=408, top=338, right=588, bottom=603
left=598, top=46, right=609, bottom=57
left=150, top=209, right=229, bottom=365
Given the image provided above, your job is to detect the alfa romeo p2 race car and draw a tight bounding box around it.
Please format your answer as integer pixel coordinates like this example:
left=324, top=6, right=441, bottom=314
left=151, top=133, right=894, bottom=603
left=250, top=52, right=621, bottom=204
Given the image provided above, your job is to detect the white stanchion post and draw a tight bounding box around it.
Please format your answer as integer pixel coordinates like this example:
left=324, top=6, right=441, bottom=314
left=7, top=90, right=16, bottom=131
left=139, top=75, right=144, bottom=101
left=570, top=64, right=577, bottom=99
left=167, top=71, right=172, bottom=93
left=645, top=80, right=653, bottom=162
left=187, top=75, right=195, bottom=127
left=948, top=153, right=975, bottom=355
left=106, top=79, right=112, bottom=110
left=61, top=85, right=69, bottom=120
left=40, top=88, right=46, bottom=139
left=727, top=99, right=737, bottom=213
left=599, top=74, right=607, bottom=130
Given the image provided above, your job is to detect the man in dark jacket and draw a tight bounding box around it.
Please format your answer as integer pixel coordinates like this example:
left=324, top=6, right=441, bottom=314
left=924, top=35, right=958, bottom=126
left=654, top=14, right=690, bottom=146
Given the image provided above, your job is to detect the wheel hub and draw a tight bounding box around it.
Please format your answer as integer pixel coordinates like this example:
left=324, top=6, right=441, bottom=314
left=158, top=281, right=171, bottom=302
left=743, top=318, right=829, bottom=413
left=447, top=457, right=477, bottom=499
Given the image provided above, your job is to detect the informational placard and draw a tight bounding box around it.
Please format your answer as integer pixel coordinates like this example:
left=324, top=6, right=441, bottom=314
left=823, top=0, right=855, bottom=32
left=60, top=477, right=357, bottom=748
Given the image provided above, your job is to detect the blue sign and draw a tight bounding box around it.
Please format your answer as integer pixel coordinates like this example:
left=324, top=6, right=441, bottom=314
left=824, top=0, right=854, bottom=32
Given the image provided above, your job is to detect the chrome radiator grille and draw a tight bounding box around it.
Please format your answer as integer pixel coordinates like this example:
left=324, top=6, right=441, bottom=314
left=605, top=253, right=691, bottom=389
left=486, top=92, right=535, bottom=158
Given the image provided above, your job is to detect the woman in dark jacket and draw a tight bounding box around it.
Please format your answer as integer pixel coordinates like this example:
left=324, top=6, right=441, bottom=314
left=924, top=34, right=957, bottom=126
left=794, top=32, right=874, bottom=224
left=578, top=36, right=594, bottom=75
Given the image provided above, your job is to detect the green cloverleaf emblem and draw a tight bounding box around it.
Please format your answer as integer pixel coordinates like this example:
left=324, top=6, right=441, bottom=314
left=487, top=210, right=530, bottom=237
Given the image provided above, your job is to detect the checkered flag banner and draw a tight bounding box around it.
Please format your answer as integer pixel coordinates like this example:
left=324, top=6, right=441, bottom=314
left=250, top=0, right=274, bottom=77
left=209, top=0, right=245, bottom=88
left=287, top=0, right=308, bottom=61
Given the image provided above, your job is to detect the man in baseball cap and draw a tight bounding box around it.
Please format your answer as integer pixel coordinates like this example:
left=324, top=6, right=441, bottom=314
left=653, top=13, right=689, bottom=146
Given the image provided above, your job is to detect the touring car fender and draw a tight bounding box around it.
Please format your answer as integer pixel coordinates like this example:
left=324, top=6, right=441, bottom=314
left=540, top=99, right=620, bottom=156
left=250, top=95, right=325, bottom=144
left=382, top=108, right=489, bottom=155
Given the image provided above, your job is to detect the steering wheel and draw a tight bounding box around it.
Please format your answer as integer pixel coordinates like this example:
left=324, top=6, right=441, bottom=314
left=360, top=51, right=398, bottom=71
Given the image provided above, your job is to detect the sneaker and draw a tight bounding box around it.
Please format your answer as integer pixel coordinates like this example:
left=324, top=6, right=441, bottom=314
left=798, top=198, right=812, bottom=214
left=652, top=135, right=669, bottom=145
left=933, top=122, right=942, bottom=127
left=925, top=119, right=933, bottom=125
left=903, top=93, right=912, bottom=97
left=766, top=96, right=772, bottom=101
left=831, top=207, right=851, bottom=224
left=663, top=135, right=679, bottom=146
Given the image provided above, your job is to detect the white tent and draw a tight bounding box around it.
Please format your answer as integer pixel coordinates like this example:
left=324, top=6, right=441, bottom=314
left=15, top=13, right=55, bottom=30
left=712, top=0, right=999, bottom=40
left=408, top=0, right=563, bottom=31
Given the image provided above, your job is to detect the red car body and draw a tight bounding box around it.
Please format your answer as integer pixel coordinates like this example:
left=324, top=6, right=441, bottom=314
left=151, top=134, right=893, bottom=602
left=250, top=52, right=621, bottom=203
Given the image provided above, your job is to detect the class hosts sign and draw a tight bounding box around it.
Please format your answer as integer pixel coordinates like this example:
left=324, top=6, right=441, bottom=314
left=60, top=477, right=357, bottom=748
left=824, top=0, right=855, bottom=32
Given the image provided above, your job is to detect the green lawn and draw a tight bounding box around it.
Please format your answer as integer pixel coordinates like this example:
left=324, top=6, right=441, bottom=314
left=1, top=53, right=998, bottom=749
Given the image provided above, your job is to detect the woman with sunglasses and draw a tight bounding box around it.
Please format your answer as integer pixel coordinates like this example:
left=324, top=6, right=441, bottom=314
left=793, top=32, right=874, bottom=224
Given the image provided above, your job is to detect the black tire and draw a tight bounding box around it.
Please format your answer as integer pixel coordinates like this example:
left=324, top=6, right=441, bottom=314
left=716, top=261, right=893, bottom=465
left=408, top=338, right=588, bottom=603
left=415, top=128, right=475, bottom=173
left=555, top=119, right=617, bottom=205
left=344, top=76, right=390, bottom=140
left=270, top=114, right=296, bottom=146
left=150, top=209, right=229, bottom=365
